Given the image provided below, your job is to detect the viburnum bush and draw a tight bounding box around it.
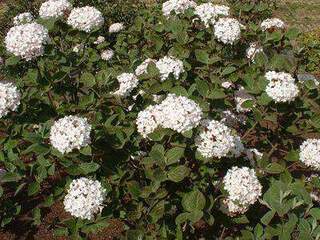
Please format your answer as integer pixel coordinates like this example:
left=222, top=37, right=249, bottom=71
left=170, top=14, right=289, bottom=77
left=0, top=0, right=320, bottom=239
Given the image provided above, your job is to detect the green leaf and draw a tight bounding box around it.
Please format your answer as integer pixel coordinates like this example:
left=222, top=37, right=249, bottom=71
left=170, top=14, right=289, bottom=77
left=1, top=172, right=22, bottom=183
left=165, top=147, right=184, bottom=166
left=285, top=27, right=300, bottom=40
left=182, top=189, right=206, bottom=212
left=265, top=163, right=285, bottom=174
left=195, top=50, right=209, bottom=64
left=80, top=72, right=96, bottom=87
left=221, top=66, right=236, bottom=76
left=195, top=79, right=209, bottom=97
left=28, top=182, right=40, bottom=196
left=5, top=56, right=20, bottom=66
left=309, top=208, right=320, bottom=220
left=167, top=165, right=190, bottom=182
left=261, top=210, right=275, bottom=225
left=150, top=200, right=165, bottom=223
left=79, top=162, right=100, bottom=175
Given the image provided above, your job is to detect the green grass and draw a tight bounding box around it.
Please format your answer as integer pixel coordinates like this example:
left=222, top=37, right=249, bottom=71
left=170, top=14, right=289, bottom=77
left=276, top=0, right=320, bottom=31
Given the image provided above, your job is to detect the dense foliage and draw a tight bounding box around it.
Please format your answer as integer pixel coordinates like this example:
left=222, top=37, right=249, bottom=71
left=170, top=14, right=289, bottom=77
left=0, top=0, right=320, bottom=239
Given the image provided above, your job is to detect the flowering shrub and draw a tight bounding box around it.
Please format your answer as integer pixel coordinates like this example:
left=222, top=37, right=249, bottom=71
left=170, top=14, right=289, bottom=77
left=0, top=0, right=320, bottom=239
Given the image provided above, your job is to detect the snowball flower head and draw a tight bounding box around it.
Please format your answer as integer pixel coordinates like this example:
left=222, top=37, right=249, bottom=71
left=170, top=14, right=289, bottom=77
left=63, top=177, right=106, bottom=220
left=299, top=139, right=320, bottom=170
left=234, top=87, right=254, bottom=112
left=67, top=6, right=104, bottom=32
left=39, top=0, right=72, bottom=19
left=195, top=3, right=229, bottom=27
left=214, top=18, right=241, bottom=44
left=265, top=71, right=299, bottom=103
left=223, top=166, right=262, bottom=214
left=246, top=43, right=264, bottom=62
left=156, top=94, right=203, bottom=133
left=113, top=73, right=139, bottom=97
left=50, top=115, right=92, bottom=154
left=195, top=120, right=242, bottom=158
left=136, top=94, right=203, bottom=137
left=13, top=12, right=33, bottom=25
left=162, top=0, right=196, bottom=17
left=261, top=18, right=285, bottom=31
left=136, top=105, right=160, bottom=138
left=5, top=23, right=49, bottom=61
left=156, top=56, right=184, bottom=81
left=0, top=81, right=21, bottom=118
left=135, top=58, right=156, bottom=76
left=109, top=23, right=124, bottom=33
left=101, top=49, right=114, bottom=61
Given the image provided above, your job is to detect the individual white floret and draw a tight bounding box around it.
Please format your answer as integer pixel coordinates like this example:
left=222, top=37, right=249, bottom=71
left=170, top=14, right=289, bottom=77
left=67, top=6, right=104, bottom=32
left=135, top=58, right=156, bottom=76
left=156, top=56, right=184, bottom=81
left=113, top=73, right=139, bottom=97
left=299, top=139, right=320, bottom=170
left=109, top=23, right=124, bottom=33
left=234, top=87, right=254, bottom=112
left=5, top=23, right=49, bottom=61
left=214, top=18, right=241, bottom=44
left=246, top=43, right=264, bottom=62
left=245, top=148, right=263, bottom=161
left=194, top=3, right=229, bottom=27
left=265, top=71, right=299, bottom=103
left=72, top=43, right=84, bottom=53
left=136, top=105, right=160, bottom=138
left=13, top=12, right=33, bottom=25
left=49, top=115, right=92, bottom=154
left=94, top=36, right=105, bottom=45
left=221, top=81, right=234, bottom=89
left=162, top=0, right=196, bottom=17
left=63, top=177, right=106, bottom=220
left=261, top=18, right=285, bottom=31
left=156, top=94, right=203, bottom=133
left=101, top=49, right=114, bottom=61
left=0, top=81, right=21, bottom=118
left=223, top=166, right=262, bottom=214
left=39, top=0, right=72, bottom=19
left=195, top=120, right=243, bottom=158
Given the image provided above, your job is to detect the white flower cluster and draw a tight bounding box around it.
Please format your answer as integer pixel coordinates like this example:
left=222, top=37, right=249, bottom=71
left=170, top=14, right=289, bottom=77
left=113, top=73, right=139, bottom=97
left=49, top=115, right=92, bottom=154
left=39, top=0, right=72, bottom=19
left=94, top=36, right=105, bottom=45
left=101, top=49, right=114, bottom=61
left=195, top=3, right=229, bottom=27
left=137, top=94, right=203, bottom=137
left=195, top=120, right=243, bottom=159
left=299, top=139, right=320, bottom=170
left=214, top=18, right=241, bottom=44
left=0, top=81, right=21, bottom=118
left=246, top=43, right=264, bottom=62
left=109, top=23, right=124, bottom=33
left=5, top=23, right=49, bottom=61
left=13, top=12, right=33, bottom=25
left=261, top=18, right=285, bottom=31
left=234, top=87, right=254, bottom=113
left=63, top=177, right=106, bottom=220
left=155, top=56, right=184, bottom=81
left=265, top=71, right=299, bottom=103
left=223, top=166, right=262, bottom=214
left=162, top=0, right=196, bottom=17
left=67, top=6, right=104, bottom=32
left=135, top=58, right=156, bottom=76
